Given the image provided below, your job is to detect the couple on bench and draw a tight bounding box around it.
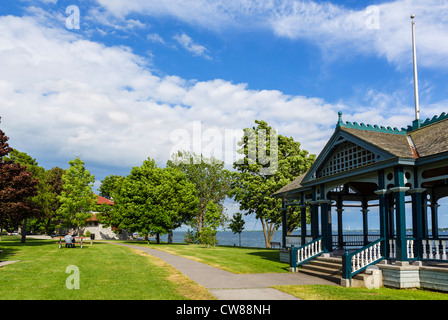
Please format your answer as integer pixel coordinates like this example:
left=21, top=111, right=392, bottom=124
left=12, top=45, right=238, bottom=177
left=64, top=232, right=76, bottom=248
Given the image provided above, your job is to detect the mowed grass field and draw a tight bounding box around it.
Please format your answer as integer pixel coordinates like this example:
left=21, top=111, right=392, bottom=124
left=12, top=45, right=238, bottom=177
left=2, top=237, right=448, bottom=301
left=0, top=237, right=214, bottom=300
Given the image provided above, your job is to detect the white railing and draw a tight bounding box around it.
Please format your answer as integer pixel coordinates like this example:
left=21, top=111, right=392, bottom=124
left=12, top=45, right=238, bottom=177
left=388, top=239, right=415, bottom=259
left=351, top=240, right=383, bottom=274
left=422, top=239, right=448, bottom=260
left=295, top=238, right=323, bottom=265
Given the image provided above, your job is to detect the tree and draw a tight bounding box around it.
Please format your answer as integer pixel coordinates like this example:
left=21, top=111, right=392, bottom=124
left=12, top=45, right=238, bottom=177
left=229, top=212, right=245, bottom=247
left=167, top=151, right=231, bottom=234
left=99, top=175, right=123, bottom=200
left=108, top=158, right=198, bottom=241
left=286, top=206, right=311, bottom=235
left=199, top=201, right=227, bottom=247
left=4, top=149, right=46, bottom=240
left=4, top=150, right=66, bottom=235
left=33, top=167, right=65, bottom=235
left=57, top=157, right=96, bottom=234
left=231, top=120, right=315, bottom=248
left=0, top=124, right=39, bottom=242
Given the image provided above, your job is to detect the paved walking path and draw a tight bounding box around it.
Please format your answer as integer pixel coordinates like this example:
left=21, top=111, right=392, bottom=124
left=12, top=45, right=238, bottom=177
left=113, top=243, right=337, bottom=300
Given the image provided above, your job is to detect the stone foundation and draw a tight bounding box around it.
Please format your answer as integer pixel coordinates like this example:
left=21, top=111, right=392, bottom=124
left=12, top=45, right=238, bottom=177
left=378, top=261, right=420, bottom=289
left=377, top=261, right=448, bottom=292
left=419, top=266, right=448, bottom=292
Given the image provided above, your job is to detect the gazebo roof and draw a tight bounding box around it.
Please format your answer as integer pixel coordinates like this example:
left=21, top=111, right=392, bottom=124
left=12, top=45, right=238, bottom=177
left=274, top=112, right=448, bottom=198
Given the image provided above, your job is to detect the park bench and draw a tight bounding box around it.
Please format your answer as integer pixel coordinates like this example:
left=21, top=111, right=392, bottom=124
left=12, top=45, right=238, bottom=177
left=270, top=241, right=281, bottom=249
left=57, top=237, right=91, bottom=249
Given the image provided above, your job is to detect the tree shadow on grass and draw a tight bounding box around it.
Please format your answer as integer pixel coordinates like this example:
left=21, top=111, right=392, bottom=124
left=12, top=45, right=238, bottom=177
left=0, top=237, right=99, bottom=261
left=245, top=249, right=290, bottom=271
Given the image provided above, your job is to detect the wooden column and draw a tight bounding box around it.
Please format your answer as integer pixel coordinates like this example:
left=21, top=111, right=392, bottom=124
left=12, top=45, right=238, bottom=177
left=430, top=189, right=439, bottom=239
left=318, top=184, right=332, bottom=253
left=422, top=191, right=429, bottom=238
left=300, top=192, right=307, bottom=246
left=409, top=187, right=426, bottom=260
left=375, top=189, right=388, bottom=258
left=281, top=197, right=287, bottom=248
left=310, top=187, right=319, bottom=240
left=361, top=197, right=369, bottom=246
left=386, top=193, right=395, bottom=239
left=375, top=170, right=388, bottom=257
left=391, top=166, right=410, bottom=262
left=336, top=195, right=344, bottom=249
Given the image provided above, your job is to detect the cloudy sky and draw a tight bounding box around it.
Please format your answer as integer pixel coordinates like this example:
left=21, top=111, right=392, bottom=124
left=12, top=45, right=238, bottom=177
left=1, top=0, right=448, bottom=230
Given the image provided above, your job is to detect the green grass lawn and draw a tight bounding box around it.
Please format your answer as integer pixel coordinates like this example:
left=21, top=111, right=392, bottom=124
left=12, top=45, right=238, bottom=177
left=119, top=241, right=290, bottom=274
left=3, top=237, right=448, bottom=300
left=118, top=241, right=448, bottom=300
left=273, top=284, right=448, bottom=300
left=0, top=236, right=214, bottom=300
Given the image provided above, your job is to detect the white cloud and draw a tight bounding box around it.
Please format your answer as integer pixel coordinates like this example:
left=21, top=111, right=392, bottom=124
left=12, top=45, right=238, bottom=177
left=95, top=0, right=448, bottom=69
left=173, top=33, right=211, bottom=59
left=0, top=14, right=344, bottom=170
left=2, top=11, right=445, bottom=175
left=21, top=0, right=58, bottom=4
left=147, top=33, right=165, bottom=44
left=85, top=6, right=148, bottom=34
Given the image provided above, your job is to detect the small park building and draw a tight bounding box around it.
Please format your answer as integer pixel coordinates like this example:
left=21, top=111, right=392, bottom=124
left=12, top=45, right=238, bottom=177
left=82, top=194, right=132, bottom=240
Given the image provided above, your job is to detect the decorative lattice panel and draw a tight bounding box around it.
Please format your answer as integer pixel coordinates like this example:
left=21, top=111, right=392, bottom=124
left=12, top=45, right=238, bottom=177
left=319, top=142, right=377, bottom=177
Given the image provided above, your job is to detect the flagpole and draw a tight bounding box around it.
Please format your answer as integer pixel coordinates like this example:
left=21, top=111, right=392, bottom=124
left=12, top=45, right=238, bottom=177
left=411, top=14, right=420, bottom=126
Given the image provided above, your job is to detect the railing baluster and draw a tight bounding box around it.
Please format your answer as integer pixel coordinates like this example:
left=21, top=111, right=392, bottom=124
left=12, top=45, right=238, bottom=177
left=436, top=240, right=441, bottom=260
left=422, top=240, right=427, bottom=259
left=389, top=239, right=394, bottom=258
left=429, top=240, right=434, bottom=259
left=443, top=241, right=447, bottom=260
left=408, top=239, right=414, bottom=259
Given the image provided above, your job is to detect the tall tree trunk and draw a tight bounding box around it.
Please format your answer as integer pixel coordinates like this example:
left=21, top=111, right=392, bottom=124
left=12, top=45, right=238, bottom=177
left=260, top=218, right=277, bottom=248
left=21, top=218, right=27, bottom=243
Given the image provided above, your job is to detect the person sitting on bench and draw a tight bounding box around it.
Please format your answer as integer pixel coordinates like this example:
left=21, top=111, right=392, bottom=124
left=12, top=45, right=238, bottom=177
left=64, top=232, right=75, bottom=248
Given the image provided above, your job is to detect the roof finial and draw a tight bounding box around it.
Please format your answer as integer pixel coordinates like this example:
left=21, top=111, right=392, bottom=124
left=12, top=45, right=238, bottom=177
left=337, top=111, right=343, bottom=127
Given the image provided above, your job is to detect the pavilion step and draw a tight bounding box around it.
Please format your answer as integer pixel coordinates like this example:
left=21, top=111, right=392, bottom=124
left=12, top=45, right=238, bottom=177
left=298, top=256, right=365, bottom=284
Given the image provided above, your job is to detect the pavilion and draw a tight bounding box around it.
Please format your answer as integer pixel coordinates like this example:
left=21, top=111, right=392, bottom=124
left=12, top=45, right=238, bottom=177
left=273, top=112, right=448, bottom=289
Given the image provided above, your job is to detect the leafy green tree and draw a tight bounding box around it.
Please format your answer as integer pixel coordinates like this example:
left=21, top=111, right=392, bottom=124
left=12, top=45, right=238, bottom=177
left=0, top=127, right=39, bottom=242
left=231, top=120, right=315, bottom=248
left=57, top=157, right=96, bottom=234
left=5, top=150, right=66, bottom=236
left=3, top=149, right=43, bottom=242
left=108, top=158, right=199, bottom=241
left=33, top=167, right=65, bottom=235
left=199, top=201, right=227, bottom=247
left=167, top=151, right=231, bottom=234
left=99, top=175, right=124, bottom=200
left=229, top=212, right=245, bottom=247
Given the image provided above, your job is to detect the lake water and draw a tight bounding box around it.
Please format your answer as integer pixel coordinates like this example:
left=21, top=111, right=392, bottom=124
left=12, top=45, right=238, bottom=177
left=157, top=230, right=285, bottom=248
left=157, top=230, right=448, bottom=248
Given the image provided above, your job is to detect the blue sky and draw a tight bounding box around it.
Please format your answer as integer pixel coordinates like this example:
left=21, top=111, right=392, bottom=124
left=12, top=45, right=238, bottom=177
left=1, top=0, right=448, bottom=230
